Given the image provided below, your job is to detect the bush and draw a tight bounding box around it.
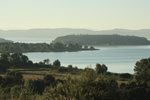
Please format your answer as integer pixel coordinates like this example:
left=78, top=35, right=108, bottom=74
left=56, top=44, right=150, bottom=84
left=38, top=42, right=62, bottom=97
left=24, top=79, right=45, bottom=94
left=43, top=74, right=55, bottom=86
left=2, top=71, right=23, bottom=87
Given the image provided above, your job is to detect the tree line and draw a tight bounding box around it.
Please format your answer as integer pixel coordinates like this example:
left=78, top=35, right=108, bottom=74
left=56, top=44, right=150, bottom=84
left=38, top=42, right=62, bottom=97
left=0, top=42, right=96, bottom=53
left=0, top=52, right=83, bottom=74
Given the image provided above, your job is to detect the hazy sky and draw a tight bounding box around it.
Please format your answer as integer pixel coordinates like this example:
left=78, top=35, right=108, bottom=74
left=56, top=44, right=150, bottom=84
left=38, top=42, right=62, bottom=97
left=0, top=0, right=150, bottom=30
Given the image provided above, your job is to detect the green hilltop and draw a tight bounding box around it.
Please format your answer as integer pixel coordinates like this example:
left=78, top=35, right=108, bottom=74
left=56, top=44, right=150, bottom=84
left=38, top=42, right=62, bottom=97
left=54, top=34, right=150, bottom=45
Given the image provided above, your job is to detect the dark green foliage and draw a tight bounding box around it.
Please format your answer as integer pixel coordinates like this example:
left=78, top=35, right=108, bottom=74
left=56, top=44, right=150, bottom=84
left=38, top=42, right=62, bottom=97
left=43, top=58, right=50, bottom=65
left=0, top=62, right=8, bottom=73
left=90, top=46, right=94, bottom=49
left=95, top=63, right=108, bottom=74
left=67, top=65, right=73, bottom=69
left=56, top=66, right=83, bottom=74
left=43, top=74, right=55, bottom=86
left=50, top=42, right=66, bottom=51
left=2, top=71, right=23, bottom=87
left=0, top=76, right=2, bottom=85
left=0, top=52, right=33, bottom=71
left=53, top=59, right=61, bottom=67
left=0, top=87, right=11, bottom=100
left=0, top=52, right=10, bottom=61
left=40, top=69, right=119, bottom=100
left=0, top=52, right=10, bottom=73
left=84, top=45, right=88, bottom=49
left=10, top=85, right=23, bottom=99
left=118, top=87, right=150, bottom=100
left=24, top=79, right=45, bottom=94
left=10, top=52, right=32, bottom=67
left=119, top=73, right=133, bottom=79
left=134, top=58, right=150, bottom=86
left=0, top=42, right=95, bottom=53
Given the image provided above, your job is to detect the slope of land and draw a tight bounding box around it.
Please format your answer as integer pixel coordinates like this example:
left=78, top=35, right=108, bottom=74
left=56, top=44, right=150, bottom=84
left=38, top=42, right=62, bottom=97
left=0, top=38, right=13, bottom=43
left=54, top=34, right=150, bottom=45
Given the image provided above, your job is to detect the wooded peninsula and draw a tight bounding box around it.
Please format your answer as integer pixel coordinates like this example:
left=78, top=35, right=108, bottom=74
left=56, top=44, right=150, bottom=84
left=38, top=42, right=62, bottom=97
left=0, top=42, right=96, bottom=53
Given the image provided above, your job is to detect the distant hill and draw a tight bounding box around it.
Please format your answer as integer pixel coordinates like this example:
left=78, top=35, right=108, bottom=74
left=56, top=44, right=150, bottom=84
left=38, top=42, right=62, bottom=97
left=0, top=28, right=150, bottom=39
left=0, top=38, right=13, bottom=43
left=53, top=35, right=150, bottom=45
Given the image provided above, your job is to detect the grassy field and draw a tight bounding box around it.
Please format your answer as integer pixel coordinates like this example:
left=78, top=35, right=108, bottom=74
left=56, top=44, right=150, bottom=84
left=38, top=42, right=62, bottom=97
left=0, top=68, right=78, bottom=80
left=0, top=68, right=130, bottom=86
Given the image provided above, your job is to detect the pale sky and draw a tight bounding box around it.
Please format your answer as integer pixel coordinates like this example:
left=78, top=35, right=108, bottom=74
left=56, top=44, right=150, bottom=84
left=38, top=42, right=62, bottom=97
left=0, top=0, right=150, bottom=30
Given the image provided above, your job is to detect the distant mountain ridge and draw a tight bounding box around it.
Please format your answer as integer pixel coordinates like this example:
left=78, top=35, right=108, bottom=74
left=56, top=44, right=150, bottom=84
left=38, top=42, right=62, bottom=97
left=53, top=35, right=150, bottom=46
left=0, top=28, right=150, bottom=39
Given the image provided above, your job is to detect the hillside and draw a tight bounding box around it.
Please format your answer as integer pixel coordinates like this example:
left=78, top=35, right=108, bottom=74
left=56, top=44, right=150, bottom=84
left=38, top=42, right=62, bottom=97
left=53, top=35, right=150, bottom=45
left=0, top=38, right=13, bottom=43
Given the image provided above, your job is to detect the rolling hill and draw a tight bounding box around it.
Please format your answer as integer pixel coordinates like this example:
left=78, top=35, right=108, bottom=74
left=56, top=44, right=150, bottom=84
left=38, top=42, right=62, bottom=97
left=53, top=35, right=150, bottom=45
left=0, top=38, right=13, bottom=43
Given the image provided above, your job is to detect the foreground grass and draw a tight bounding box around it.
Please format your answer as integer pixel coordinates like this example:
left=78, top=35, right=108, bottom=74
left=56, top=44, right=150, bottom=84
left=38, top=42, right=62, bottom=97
left=1, top=68, right=131, bottom=86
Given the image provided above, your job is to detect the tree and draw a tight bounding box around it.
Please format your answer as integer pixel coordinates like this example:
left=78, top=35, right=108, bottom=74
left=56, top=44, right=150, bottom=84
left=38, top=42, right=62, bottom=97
left=0, top=52, right=10, bottom=73
left=68, top=65, right=73, bottom=69
left=134, top=58, right=150, bottom=86
left=84, top=45, right=88, bottom=49
left=50, top=42, right=66, bottom=50
left=9, top=53, right=23, bottom=66
left=43, top=58, right=50, bottom=65
left=74, top=43, right=82, bottom=50
left=95, top=63, right=108, bottom=74
left=0, top=52, right=10, bottom=61
left=83, top=67, right=97, bottom=82
left=53, top=59, right=61, bottom=67
left=90, top=46, right=94, bottom=50
left=9, top=53, right=31, bottom=66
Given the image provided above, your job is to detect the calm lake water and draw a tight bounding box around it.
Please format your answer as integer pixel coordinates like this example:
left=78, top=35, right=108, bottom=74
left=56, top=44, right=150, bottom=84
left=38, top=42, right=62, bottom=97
left=23, top=46, right=150, bottom=74
left=5, top=37, right=150, bottom=73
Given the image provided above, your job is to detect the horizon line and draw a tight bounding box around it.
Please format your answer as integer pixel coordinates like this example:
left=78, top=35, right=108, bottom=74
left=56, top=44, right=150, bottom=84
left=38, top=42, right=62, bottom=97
left=0, top=27, right=150, bottom=31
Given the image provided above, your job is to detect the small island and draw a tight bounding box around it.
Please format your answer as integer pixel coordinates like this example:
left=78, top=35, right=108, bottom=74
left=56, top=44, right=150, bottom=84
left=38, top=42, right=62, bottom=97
left=54, top=34, right=150, bottom=45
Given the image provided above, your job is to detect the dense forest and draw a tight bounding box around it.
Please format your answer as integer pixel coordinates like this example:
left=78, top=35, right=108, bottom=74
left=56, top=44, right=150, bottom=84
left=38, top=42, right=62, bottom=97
left=0, top=42, right=96, bottom=53
left=0, top=52, right=150, bottom=100
left=54, top=34, right=150, bottom=45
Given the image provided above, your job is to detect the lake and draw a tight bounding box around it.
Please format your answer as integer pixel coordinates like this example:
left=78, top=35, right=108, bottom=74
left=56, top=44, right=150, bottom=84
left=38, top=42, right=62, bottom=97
left=5, top=37, right=150, bottom=73
left=23, top=45, right=150, bottom=74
